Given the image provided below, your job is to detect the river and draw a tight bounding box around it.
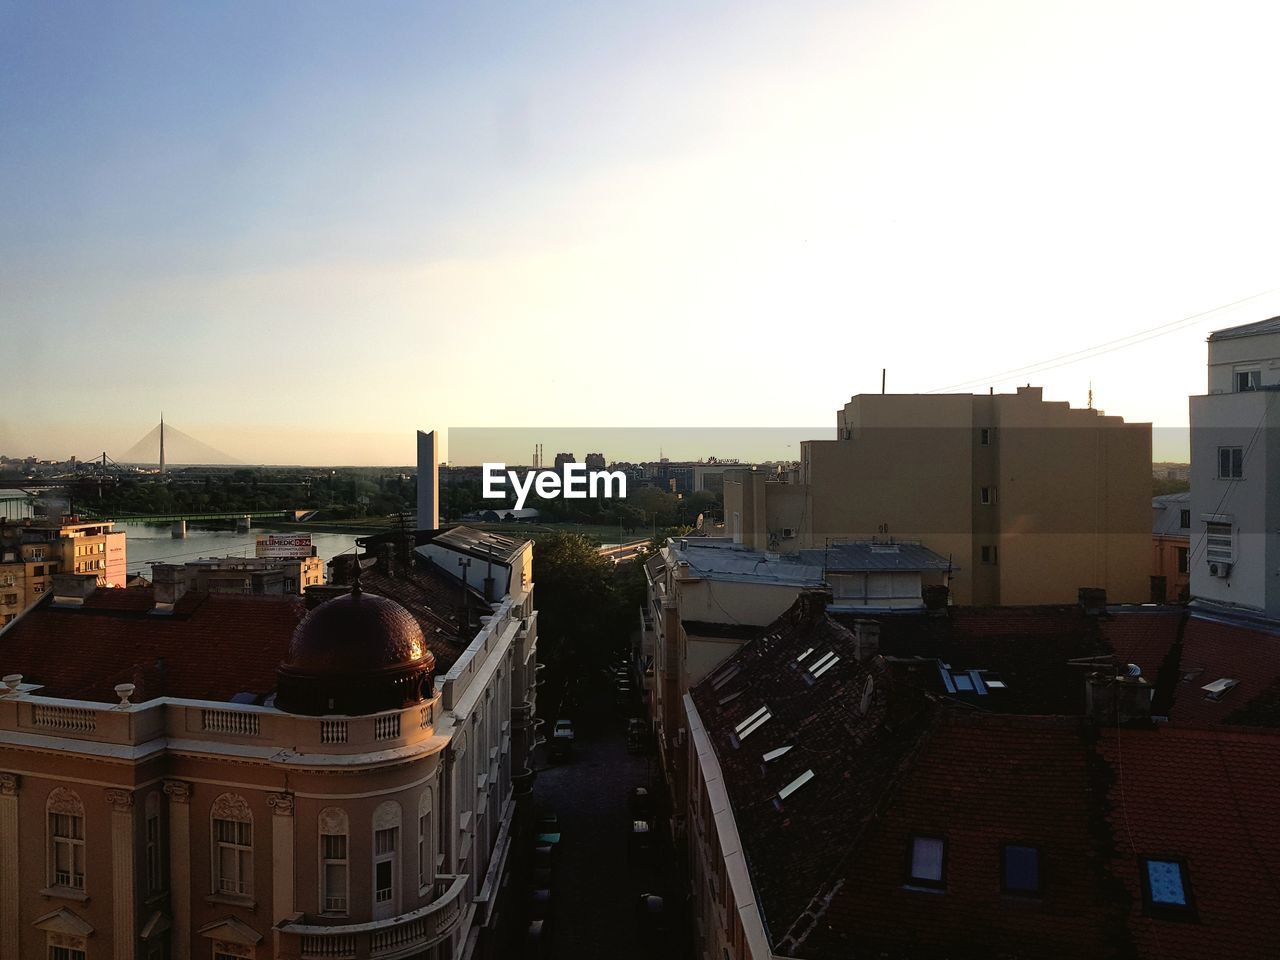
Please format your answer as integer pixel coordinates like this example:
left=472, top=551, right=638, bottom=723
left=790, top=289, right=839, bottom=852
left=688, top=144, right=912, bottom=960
left=1, top=491, right=365, bottom=578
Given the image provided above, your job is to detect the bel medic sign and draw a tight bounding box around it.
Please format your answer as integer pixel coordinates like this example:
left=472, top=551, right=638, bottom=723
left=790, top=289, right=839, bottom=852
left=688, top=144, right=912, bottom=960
left=256, top=534, right=313, bottom=559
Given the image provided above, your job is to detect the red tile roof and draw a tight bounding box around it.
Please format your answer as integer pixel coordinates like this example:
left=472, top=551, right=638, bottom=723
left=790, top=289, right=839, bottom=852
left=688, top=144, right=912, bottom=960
left=0, top=588, right=304, bottom=703
left=1098, top=725, right=1280, bottom=960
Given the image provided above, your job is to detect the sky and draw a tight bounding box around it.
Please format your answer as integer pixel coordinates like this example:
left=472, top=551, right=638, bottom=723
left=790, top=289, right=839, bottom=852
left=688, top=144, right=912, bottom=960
left=4, top=0, right=1280, bottom=465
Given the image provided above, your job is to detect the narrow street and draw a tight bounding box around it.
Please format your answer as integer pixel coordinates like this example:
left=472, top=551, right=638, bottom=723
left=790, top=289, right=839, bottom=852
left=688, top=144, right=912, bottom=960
left=530, top=675, right=691, bottom=959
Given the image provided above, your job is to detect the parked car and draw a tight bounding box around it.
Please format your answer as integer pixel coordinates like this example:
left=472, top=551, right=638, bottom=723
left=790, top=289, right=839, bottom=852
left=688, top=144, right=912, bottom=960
left=629, top=819, right=653, bottom=860
left=636, top=893, right=669, bottom=948
left=626, top=718, right=648, bottom=754
left=629, top=786, right=653, bottom=820
left=553, top=719, right=575, bottom=741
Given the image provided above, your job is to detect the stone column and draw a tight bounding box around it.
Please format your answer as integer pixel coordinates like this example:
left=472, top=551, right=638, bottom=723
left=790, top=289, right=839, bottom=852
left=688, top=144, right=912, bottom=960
left=163, top=780, right=192, bottom=960
left=106, top=789, right=137, bottom=960
left=0, top=773, right=20, bottom=960
left=267, top=793, right=295, bottom=922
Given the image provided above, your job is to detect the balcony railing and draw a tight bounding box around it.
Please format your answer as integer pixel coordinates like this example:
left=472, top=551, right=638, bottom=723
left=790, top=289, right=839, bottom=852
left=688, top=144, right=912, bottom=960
left=278, top=874, right=468, bottom=960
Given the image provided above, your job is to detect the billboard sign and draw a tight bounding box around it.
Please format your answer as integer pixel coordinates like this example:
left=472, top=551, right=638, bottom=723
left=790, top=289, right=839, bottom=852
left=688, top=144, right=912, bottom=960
left=256, top=534, right=313, bottom=559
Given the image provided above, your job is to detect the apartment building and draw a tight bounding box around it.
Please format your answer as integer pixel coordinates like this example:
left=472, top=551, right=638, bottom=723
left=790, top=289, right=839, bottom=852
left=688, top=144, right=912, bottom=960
left=724, top=386, right=1151, bottom=605
left=684, top=594, right=1280, bottom=960
left=1152, top=492, right=1191, bottom=603
left=0, top=525, right=538, bottom=960
left=0, top=518, right=127, bottom=624
left=148, top=555, right=327, bottom=597
left=641, top=535, right=950, bottom=838
left=1189, top=316, right=1280, bottom=617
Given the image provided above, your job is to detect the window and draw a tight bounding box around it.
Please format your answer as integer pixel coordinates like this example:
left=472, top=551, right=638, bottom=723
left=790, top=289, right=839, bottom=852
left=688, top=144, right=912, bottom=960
left=48, top=945, right=86, bottom=960
left=319, top=807, right=349, bottom=914
left=372, top=800, right=401, bottom=917
left=907, top=836, right=946, bottom=889
left=1218, top=446, right=1244, bottom=479
left=1002, top=844, right=1041, bottom=895
left=33, top=583, right=45, bottom=594
left=1235, top=369, right=1262, bottom=392
left=981, top=545, right=998, bottom=565
left=374, top=829, right=397, bottom=902
left=1179, top=509, right=1190, bottom=529
left=979, top=428, right=991, bottom=446
left=3, top=593, right=17, bottom=605
left=1142, top=858, right=1194, bottom=915
left=980, top=486, right=993, bottom=505
left=47, top=788, right=85, bottom=891
left=211, top=793, right=253, bottom=898
left=1176, top=546, right=1189, bottom=575
left=145, top=793, right=164, bottom=895
left=418, top=790, right=433, bottom=890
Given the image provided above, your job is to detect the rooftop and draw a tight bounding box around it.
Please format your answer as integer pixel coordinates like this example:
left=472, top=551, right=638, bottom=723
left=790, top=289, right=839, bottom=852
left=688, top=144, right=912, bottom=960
left=1208, top=315, right=1280, bottom=341
left=425, top=524, right=527, bottom=564
left=798, top=540, right=953, bottom=572
left=668, top=538, right=825, bottom=586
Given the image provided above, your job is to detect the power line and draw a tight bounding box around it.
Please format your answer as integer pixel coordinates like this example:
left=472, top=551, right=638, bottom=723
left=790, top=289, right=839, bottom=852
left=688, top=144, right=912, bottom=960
left=927, top=288, right=1280, bottom=394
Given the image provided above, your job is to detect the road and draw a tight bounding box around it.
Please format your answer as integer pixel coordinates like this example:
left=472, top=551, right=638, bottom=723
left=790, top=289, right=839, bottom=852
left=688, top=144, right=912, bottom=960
left=530, top=677, right=691, bottom=960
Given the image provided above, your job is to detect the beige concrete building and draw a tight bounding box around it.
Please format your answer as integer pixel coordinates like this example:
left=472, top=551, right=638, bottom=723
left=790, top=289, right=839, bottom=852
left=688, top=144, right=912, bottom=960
left=724, top=387, right=1151, bottom=605
left=0, top=525, right=537, bottom=960
left=149, top=555, right=327, bottom=597
left=0, top=519, right=127, bottom=625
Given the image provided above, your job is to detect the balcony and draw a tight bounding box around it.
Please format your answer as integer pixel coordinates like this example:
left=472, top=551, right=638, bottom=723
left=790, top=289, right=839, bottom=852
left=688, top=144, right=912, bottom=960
left=276, top=874, right=468, bottom=960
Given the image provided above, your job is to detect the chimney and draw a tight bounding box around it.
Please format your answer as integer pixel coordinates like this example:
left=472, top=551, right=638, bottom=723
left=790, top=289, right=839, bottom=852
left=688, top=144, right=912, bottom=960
left=51, top=573, right=99, bottom=607
left=151, top=565, right=187, bottom=613
left=922, top=584, right=950, bottom=613
left=1085, top=671, right=1152, bottom=725
left=1078, top=587, right=1107, bottom=616
left=330, top=554, right=359, bottom=585
left=852, top=619, right=881, bottom=662
left=796, top=587, right=832, bottom=623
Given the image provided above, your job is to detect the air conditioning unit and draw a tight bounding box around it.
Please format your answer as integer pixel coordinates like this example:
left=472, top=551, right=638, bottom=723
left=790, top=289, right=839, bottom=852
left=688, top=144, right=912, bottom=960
left=1208, top=561, right=1233, bottom=579
left=781, top=527, right=796, bottom=539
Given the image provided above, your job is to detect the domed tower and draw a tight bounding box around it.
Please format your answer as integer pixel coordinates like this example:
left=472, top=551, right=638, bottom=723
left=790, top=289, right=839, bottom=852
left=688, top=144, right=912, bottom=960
left=276, top=583, right=436, bottom=715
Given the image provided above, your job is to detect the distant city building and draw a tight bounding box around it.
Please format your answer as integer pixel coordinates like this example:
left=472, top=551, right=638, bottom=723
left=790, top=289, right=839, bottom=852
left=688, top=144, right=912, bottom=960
left=0, top=518, right=126, bottom=625
left=725, top=386, right=1151, bottom=605
left=552, top=452, right=575, bottom=475
left=148, top=553, right=326, bottom=597
left=583, top=452, right=606, bottom=471
left=1153, top=461, right=1191, bottom=482
left=0, top=525, right=538, bottom=960
left=1189, top=316, right=1280, bottom=617
left=1152, top=492, right=1191, bottom=602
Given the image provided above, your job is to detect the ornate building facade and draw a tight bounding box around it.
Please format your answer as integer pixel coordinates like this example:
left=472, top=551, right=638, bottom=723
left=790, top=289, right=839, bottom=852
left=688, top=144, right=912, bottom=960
left=0, top=526, right=538, bottom=960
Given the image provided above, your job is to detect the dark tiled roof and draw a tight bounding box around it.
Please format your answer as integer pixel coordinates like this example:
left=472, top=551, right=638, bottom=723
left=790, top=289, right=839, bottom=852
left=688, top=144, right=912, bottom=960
left=695, top=596, right=1280, bottom=959
left=681, top=620, right=762, bottom=641
left=1208, top=315, right=1280, bottom=341
left=0, top=588, right=304, bottom=703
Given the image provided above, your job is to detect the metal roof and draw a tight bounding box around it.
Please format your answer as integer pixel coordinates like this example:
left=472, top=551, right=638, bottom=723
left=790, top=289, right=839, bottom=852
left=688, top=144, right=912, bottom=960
left=798, top=541, right=952, bottom=572
left=1208, top=315, right=1280, bottom=341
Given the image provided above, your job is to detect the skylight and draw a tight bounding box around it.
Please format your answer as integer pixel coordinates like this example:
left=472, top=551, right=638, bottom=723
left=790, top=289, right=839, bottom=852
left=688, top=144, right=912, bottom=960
left=778, top=769, right=814, bottom=800
left=1201, top=678, right=1238, bottom=701
left=795, top=647, right=814, bottom=663
left=710, top=662, right=741, bottom=690
left=809, top=651, right=837, bottom=673
left=762, top=745, right=792, bottom=763
left=734, top=705, right=772, bottom=740
left=811, top=654, right=841, bottom=678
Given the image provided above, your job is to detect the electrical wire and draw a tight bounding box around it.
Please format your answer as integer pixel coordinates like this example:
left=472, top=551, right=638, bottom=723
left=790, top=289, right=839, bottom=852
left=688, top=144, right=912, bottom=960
left=927, top=288, right=1280, bottom=394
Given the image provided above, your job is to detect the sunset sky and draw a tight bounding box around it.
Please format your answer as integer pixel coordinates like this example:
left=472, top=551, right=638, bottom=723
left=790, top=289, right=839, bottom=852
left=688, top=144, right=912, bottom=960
left=4, top=1, right=1280, bottom=464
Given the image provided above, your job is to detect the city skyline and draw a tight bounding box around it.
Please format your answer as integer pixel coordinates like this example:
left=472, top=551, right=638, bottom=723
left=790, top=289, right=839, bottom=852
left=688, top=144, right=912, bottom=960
left=6, top=1, right=1280, bottom=464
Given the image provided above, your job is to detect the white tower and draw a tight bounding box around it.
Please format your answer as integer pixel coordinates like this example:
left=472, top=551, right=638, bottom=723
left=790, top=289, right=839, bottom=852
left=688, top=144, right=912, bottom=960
left=417, top=430, right=439, bottom=531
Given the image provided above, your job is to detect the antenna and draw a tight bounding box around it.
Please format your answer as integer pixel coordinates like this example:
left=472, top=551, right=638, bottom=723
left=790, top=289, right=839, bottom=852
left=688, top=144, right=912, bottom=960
left=1088, top=381, right=1094, bottom=410
left=881, top=368, right=886, bottom=394
left=159, top=413, right=166, bottom=474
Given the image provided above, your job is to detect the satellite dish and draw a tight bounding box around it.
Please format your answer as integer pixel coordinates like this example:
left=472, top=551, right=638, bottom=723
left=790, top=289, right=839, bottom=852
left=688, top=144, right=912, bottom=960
left=696, top=513, right=704, bottom=531
left=859, top=675, right=875, bottom=715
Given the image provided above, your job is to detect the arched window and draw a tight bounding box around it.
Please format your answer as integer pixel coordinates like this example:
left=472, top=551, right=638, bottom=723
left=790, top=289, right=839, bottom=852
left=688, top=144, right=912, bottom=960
left=318, top=807, right=349, bottom=915
left=372, top=800, right=401, bottom=918
left=210, top=793, right=253, bottom=898
left=46, top=787, right=85, bottom=891
left=417, top=788, right=433, bottom=891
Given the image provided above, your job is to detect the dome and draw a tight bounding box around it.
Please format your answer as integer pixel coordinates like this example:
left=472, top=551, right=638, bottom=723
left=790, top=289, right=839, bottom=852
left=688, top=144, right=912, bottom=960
left=275, top=586, right=436, bottom=716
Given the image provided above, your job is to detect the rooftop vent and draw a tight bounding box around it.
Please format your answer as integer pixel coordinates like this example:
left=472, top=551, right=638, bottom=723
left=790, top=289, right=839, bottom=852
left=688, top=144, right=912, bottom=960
left=1201, top=678, right=1239, bottom=701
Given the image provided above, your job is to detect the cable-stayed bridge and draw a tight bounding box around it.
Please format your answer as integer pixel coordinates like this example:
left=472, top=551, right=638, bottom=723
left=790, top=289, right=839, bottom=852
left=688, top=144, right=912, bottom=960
left=119, top=419, right=239, bottom=468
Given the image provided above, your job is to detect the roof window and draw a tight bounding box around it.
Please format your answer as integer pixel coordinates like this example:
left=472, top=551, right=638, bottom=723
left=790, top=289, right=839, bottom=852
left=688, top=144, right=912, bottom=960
left=795, top=647, right=814, bottom=663
left=734, top=705, right=771, bottom=741
left=1142, top=858, right=1194, bottom=915
left=763, top=745, right=793, bottom=762
left=1201, top=678, right=1238, bottom=701
left=811, top=654, right=841, bottom=678
left=1002, top=844, right=1041, bottom=896
left=907, top=836, right=946, bottom=890
left=777, top=769, right=814, bottom=801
